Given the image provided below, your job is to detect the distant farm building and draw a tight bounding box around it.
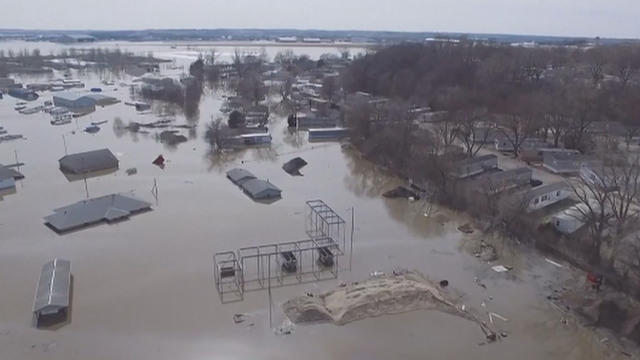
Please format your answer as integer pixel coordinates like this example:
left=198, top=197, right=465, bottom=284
left=33, top=258, right=71, bottom=327
left=44, top=193, right=152, bottom=233
left=59, top=149, right=119, bottom=174
left=450, top=154, right=498, bottom=179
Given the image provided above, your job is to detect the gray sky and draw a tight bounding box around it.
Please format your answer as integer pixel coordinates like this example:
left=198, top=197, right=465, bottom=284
left=2, top=0, right=639, bottom=38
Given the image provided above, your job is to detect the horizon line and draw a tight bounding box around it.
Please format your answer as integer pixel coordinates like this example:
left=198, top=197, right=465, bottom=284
left=0, top=28, right=637, bottom=41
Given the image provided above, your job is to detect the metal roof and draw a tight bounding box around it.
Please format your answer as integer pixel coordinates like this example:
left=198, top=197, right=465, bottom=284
left=0, top=164, right=24, bottom=181
left=44, top=193, right=151, bottom=232
left=226, top=168, right=256, bottom=185
left=241, top=179, right=282, bottom=199
left=526, top=181, right=569, bottom=200
left=59, top=148, right=118, bottom=174
left=33, top=259, right=71, bottom=314
left=53, top=92, right=93, bottom=102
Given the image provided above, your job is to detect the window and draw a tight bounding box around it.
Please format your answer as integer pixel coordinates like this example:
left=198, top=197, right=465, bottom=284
left=556, top=191, right=560, bottom=196
left=534, top=198, right=539, bottom=205
left=542, top=195, right=548, bottom=201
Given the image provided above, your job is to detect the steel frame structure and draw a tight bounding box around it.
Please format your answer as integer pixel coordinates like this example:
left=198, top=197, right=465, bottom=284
left=305, top=200, right=346, bottom=253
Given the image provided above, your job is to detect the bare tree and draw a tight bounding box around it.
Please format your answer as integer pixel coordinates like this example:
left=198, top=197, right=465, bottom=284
left=568, top=177, right=613, bottom=265
left=456, top=109, right=490, bottom=157
left=606, top=156, right=640, bottom=235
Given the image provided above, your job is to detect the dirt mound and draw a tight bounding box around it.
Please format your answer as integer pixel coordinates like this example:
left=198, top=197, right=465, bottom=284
left=282, top=271, right=494, bottom=337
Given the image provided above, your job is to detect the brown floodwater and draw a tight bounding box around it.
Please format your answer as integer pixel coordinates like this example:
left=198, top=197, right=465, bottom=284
left=0, top=41, right=620, bottom=359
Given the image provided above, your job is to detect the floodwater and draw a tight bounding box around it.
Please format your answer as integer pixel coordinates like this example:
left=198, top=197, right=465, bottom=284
left=0, top=41, right=617, bottom=359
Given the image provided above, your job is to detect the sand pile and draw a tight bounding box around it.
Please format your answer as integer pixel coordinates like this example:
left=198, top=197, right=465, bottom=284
left=283, top=271, right=492, bottom=335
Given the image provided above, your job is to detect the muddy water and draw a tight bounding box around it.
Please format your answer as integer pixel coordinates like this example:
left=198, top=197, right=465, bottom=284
left=0, top=42, right=615, bottom=359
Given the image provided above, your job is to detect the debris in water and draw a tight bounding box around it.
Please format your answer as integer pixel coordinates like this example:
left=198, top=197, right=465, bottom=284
left=282, top=157, right=308, bottom=176
left=545, top=258, right=563, bottom=268
left=382, top=186, right=420, bottom=200
left=275, top=318, right=295, bottom=335
left=457, top=223, right=474, bottom=234
left=233, top=313, right=248, bottom=324
left=125, top=167, right=137, bottom=176
left=152, top=155, right=165, bottom=168
left=439, top=280, right=449, bottom=287
left=491, top=265, right=510, bottom=273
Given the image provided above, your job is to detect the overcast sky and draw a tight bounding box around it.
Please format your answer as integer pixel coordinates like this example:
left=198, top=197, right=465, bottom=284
left=2, top=0, right=639, bottom=38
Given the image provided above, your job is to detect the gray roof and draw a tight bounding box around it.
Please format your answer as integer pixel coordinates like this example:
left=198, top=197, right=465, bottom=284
left=454, top=154, right=497, bottom=167
left=0, top=164, right=24, bottom=181
left=526, top=181, right=569, bottom=200
left=59, top=149, right=119, bottom=174
left=33, top=259, right=71, bottom=314
left=53, top=92, right=92, bottom=102
left=241, top=179, right=282, bottom=199
left=44, top=193, right=151, bottom=232
left=226, top=168, right=256, bottom=185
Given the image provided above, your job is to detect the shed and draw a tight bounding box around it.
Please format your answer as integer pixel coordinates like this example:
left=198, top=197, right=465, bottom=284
left=241, top=179, right=282, bottom=199
left=226, top=168, right=256, bottom=185
left=33, top=259, right=71, bottom=326
left=552, top=204, right=589, bottom=235
left=59, top=149, right=119, bottom=174
left=450, top=154, right=498, bottom=179
left=44, top=193, right=151, bottom=233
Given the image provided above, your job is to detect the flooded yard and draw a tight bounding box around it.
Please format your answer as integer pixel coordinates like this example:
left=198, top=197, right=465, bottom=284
left=0, top=41, right=618, bottom=359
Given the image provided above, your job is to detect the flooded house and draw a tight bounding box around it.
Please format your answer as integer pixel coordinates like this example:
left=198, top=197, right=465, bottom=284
left=44, top=193, right=152, bottom=233
left=495, top=136, right=550, bottom=153
left=294, top=113, right=338, bottom=129
left=449, top=154, right=498, bottom=179
left=58, top=149, right=119, bottom=175
left=53, top=92, right=97, bottom=113
left=231, top=133, right=272, bottom=146
left=226, top=168, right=257, bottom=185
left=33, top=259, right=71, bottom=327
left=0, top=164, right=24, bottom=192
left=523, top=182, right=571, bottom=213
left=226, top=168, right=282, bottom=200
left=308, top=127, right=350, bottom=142
left=8, top=88, right=39, bottom=101
left=543, top=152, right=595, bottom=174
left=241, top=179, right=282, bottom=200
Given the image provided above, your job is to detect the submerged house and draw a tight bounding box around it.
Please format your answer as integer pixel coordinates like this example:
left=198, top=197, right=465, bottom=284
left=0, top=164, right=24, bottom=192
left=59, top=148, right=119, bottom=175
left=53, top=92, right=97, bottom=113
left=44, top=193, right=152, bottom=233
left=450, top=154, right=498, bottom=179
left=226, top=168, right=257, bottom=185
left=308, top=127, right=350, bottom=141
left=226, top=168, right=281, bottom=200
left=8, top=88, right=39, bottom=101
left=33, top=258, right=71, bottom=327
left=524, top=182, right=571, bottom=213
left=241, top=179, right=282, bottom=199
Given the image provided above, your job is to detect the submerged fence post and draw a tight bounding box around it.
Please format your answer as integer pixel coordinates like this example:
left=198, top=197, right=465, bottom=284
left=350, top=207, right=355, bottom=272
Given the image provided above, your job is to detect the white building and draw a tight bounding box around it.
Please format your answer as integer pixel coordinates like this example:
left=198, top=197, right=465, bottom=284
left=524, top=182, right=571, bottom=212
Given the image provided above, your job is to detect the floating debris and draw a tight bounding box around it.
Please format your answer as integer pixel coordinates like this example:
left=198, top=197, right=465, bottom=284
left=282, top=157, right=308, bottom=176
left=457, top=223, right=474, bottom=234
left=125, top=167, right=138, bottom=176
left=383, top=186, right=420, bottom=200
